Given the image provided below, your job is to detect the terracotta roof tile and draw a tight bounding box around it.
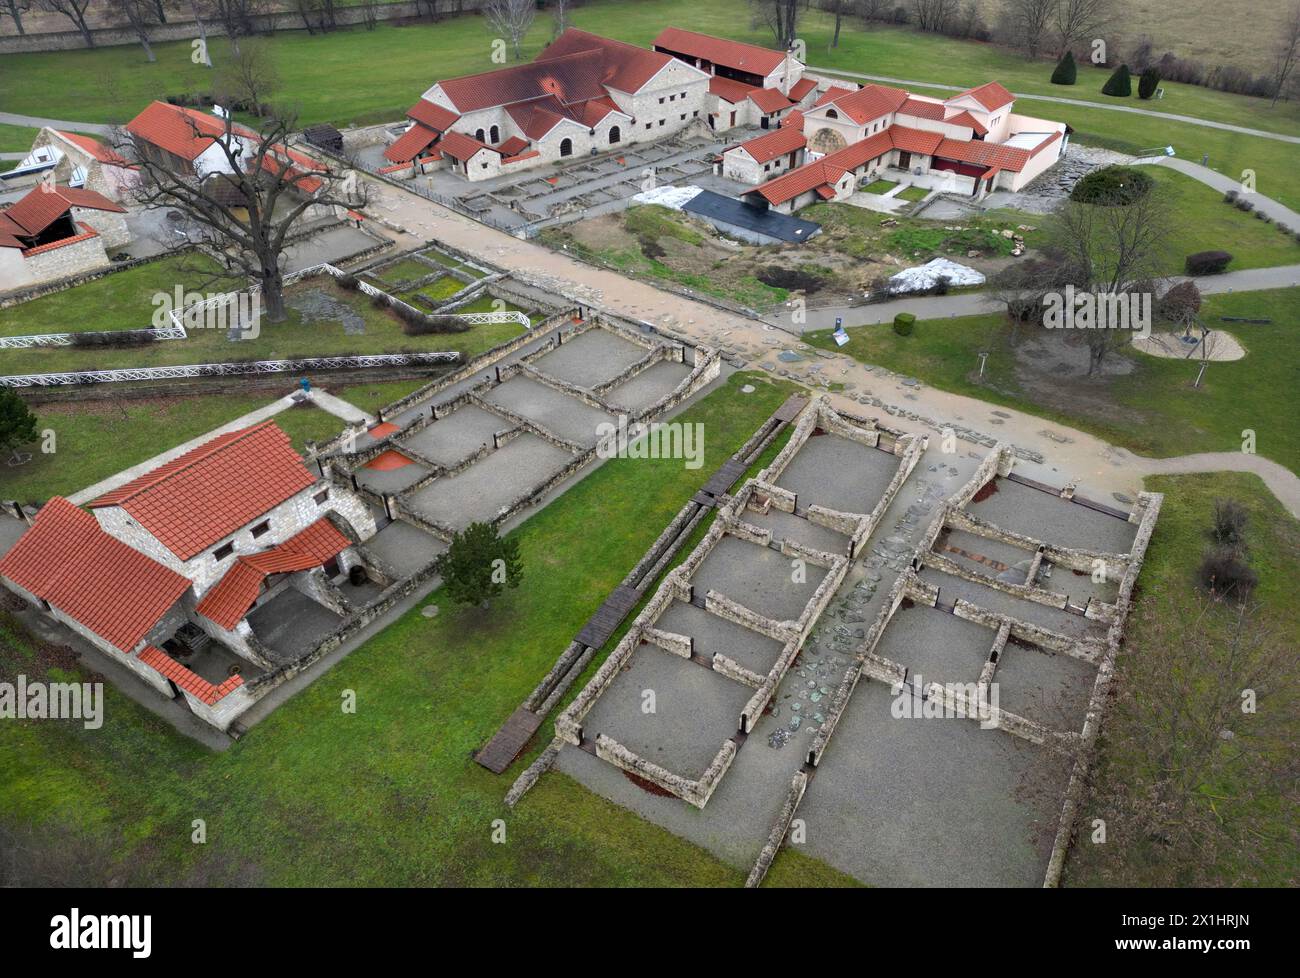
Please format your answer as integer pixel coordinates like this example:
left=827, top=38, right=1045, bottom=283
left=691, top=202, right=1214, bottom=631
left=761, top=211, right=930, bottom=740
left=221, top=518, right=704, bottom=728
left=537, top=28, right=678, bottom=95
left=125, top=101, right=255, bottom=162
left=195, top=517, right=350, bottom=629
left=438, top=130, right=494, bottom=162
left=384, top=123, right=440, bottom=164
left=1, top=184, right=124, bottom=237
left=899, top=97, right=946, bottom=121
left=55, top=131, right=132, bottom=166
left=406, top=100, right=460, bottom=131
left=89, top=422, right=317, bottom=561
left=748, top=87, right=793, bottom=114
left=816, top=83, right=909, bottom=125
left=138, top=646, right=245, bottom=705
left=950, top=81, right=1014, bottom=111
left=709, top=76, right=757, bottom=104
left=945, top=110, right=989, bottom=135
left=729, top=125, right=806, bottom=163
left=653, top=27, right=787, bottom=75
left=0, top=498, right=191, bottom=653
left=788, top=77, right=818, bottom=102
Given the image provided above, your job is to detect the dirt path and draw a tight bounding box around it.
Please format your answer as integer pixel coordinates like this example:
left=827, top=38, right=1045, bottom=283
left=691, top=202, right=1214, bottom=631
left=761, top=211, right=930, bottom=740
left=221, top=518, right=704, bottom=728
left=359, top=175, right=1298, bottom=512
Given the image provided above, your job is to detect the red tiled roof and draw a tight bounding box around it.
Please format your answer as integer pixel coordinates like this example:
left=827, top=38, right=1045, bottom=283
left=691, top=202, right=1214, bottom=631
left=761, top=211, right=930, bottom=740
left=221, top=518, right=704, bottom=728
left=89, top=422, right=317, bottom=561
left=1028, top=130, right=1064, bottom=157
left=0, top=184, right=124, bottom=237
left=749, top=87, right=793, bottom=114
left=537, top=28, right=679, bottom=95
left=384, top=123, right=440, bottom=164
left=945, top=110, right=988, bottom=135
left=125, top=101, right=255, bottom=162
left=195, top=517, right=351, bottom=629
left=18, top=222, right=98, bottom=256
left=746, top=126, right=892, bottom=205
left=888, top=124, right=944, bottom=156
left=950, top=81, right=1014, bottom=112
left=709, top=76, right=757, bottom=104
left=815, top=83, right=909, bottom=125
left=780, top=109, right=804, bottom=129
left=261, top=143, right=326, bottom=193
left=653, top=26, right=787, bottom=76
left=55, top=130, right=132, bottom=166
left=0, top=498, right=191, bottom=653
left=406, top=99, right=460, bottom=132
left=933, top=135, right=1032, bottom=171
left=729, top=125, right=805, bottom=164
left=813, top=86, right=856, bottom=108
left=899, top=97, right=946, bottom=121
left=138, top=646, right=245, bottom=705
left=438, top=130, right=494, bottom=162
left=788, top=77, right=818, bottom=102
left=497, top=135, right=530, bottom=156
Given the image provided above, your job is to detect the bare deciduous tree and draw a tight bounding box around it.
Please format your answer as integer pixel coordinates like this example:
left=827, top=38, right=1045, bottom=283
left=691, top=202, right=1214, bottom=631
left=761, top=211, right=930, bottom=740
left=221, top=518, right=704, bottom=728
left=107, top=0, right=159, bottom=62
left=213, top=37, right=280, bottom=116
left=1269, top=1, right=1300, bottom=106
left=1054, top=0, right=1115, bottom=55
left=204, top=0, right=264, bottom=55
left=121, top=112, right=363, bottom=324
left=1048, top=181, right=1174, bottom=373
left=999, top=0, right=1056, bottom=57
left=38, top=0, right=95, bottom=47
left=752, top=0, right=801, bottom=49
left=911, top=0, right=959, bottom=33
left=483, top=0, right=535, bottom=61
left=0, top=0, right=31, bottom=34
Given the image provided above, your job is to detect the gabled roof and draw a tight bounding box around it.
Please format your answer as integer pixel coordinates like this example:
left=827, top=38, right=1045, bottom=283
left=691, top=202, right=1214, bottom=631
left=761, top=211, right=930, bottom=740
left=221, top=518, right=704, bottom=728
left=728, top=125, right=806, bottom=164
left=89, top=422, right=317, bottom=561
left=125, top=101, right=255, bottom=162
left=497, top=135, right=530, bottom=157
left=653, top=26, right=788, bottom=76
left=749, top=87, right=793, bottom=114
left=195, top=518, right=351, bottom=629
left=406, top=99, right=460, bottom=132
left=813, top=86, right=856, bottom=108
left=945, top=110, right=989, bottom=136
left=814, top=83, right=909, bottom=125
left=54, top=130, right=132, bottom=167
left=788, top=77, right=818, bottom=102
left=537, top=28, right=682, bottom=95
left=950, top=81, right=1014, bottom=112
left=384, top=123, right=440, bottom=164
left=438, top=130, right=494, bottom=162
left=780, top=109, right=804, bottom=129
left=887, top=124, right=944, bottom=156
left=0, top=498, right=191, bottom=653
left=0, top=184, right=124, bottom=238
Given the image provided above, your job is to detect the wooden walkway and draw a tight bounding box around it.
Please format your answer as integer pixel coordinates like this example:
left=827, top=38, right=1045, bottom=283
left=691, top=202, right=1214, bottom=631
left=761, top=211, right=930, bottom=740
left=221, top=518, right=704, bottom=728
left=575, top=584, right=642, bottom=649
left=773, top=394, right=809, bottom=423
left=474, top=706, right=545, bottom=774
left=702, top=458, right=747, bottom=497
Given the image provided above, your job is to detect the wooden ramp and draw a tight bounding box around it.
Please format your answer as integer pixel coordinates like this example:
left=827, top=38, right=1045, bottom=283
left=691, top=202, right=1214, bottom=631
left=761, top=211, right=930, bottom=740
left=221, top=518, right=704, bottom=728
left=702, top=458, right=747, bottom=497
left=773, top=394, right=809, bottom=423
left=475, top=706, right=544, bottom=774
left=575, top=584, right=642, bottom=650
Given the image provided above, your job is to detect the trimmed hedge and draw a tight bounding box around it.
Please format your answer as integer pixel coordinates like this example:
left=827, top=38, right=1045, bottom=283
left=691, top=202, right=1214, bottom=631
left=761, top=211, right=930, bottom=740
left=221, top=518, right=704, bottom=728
left=1138, top=67, right=1161, bottom=99
left=1069, top=165, right=1154, bottom=205
left=893, top=312, right=916, bottom=336
left=1051, top=51, right=1077, bottom=86
left=1184, top=250, right=1233, bottom=275
left=1102, top=64, right=1133, bottom=97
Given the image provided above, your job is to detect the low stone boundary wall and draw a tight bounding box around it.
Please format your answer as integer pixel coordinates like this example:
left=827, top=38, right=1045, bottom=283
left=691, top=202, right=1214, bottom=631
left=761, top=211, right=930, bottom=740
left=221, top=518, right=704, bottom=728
left=745, top=770, right=809, bottom=888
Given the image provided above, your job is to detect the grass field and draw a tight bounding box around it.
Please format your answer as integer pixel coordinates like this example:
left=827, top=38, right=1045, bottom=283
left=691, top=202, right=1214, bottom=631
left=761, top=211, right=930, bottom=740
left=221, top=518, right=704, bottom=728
left=0, top=123, right=40, bottom=154
left=0, top=369, right=865, bottom=887
left=1065, top=471, right=1300, bottom=886
left=806, top=288, right=1300, bottom=472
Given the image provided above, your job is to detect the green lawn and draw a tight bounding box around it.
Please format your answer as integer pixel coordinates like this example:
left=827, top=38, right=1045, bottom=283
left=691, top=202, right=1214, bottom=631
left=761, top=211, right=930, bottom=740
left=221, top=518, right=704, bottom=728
left=0, top=123, right=40, bottom=154
left=0, top=273, right=528, bottom=377
left=806, top=288, right=1300, bottom=472
left=0, top=370, right=865, bottom=887
left=1065, top=472, right=1300, bottom=886
left=2, top=0, right=1296, bottom=208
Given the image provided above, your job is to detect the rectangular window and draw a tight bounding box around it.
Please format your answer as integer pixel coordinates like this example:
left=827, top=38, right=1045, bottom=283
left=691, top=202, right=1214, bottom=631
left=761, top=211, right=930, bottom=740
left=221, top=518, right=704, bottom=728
left=251, top=520, right=271, bottom=539
left=314, top=489, right=330, bottom=505
left=680, top=113, right=686, bottom=121
left=658, top=97, right=665, bottom=104
left=645, top=122, right=652, bottom=130
left=214, top=542, right=234, bottom=561
left=659, top=119, right=665, bottom=127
